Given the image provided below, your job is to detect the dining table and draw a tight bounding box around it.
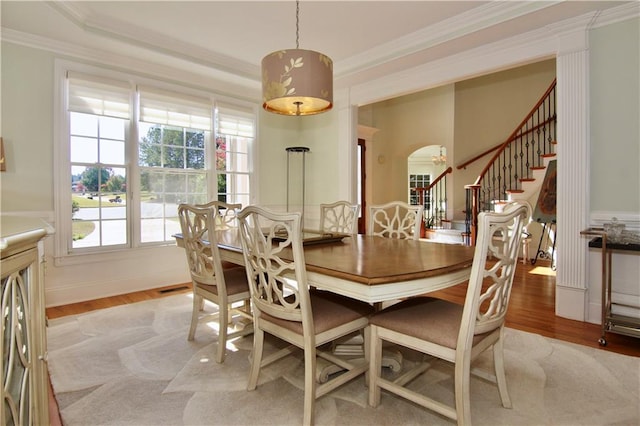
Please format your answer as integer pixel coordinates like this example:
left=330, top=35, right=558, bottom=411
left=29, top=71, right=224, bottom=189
left=177, top=229, right=476, bottom=304
left=175, top=229, right=476, bottom=376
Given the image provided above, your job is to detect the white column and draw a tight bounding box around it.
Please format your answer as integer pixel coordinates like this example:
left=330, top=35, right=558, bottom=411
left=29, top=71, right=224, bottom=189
left=555, top=41, right=591, bottom=320
left=335, top=88, right=358, bottom=202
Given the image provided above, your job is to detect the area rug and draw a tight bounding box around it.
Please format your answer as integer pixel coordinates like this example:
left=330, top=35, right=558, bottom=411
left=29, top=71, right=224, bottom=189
left=47, top=294, right=640, bottom=425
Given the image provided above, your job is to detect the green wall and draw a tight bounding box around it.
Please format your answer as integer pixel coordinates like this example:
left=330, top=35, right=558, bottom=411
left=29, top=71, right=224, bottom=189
left=590, top=18, right=640, bottom=214
left=1, top=42, right=55, bottom=212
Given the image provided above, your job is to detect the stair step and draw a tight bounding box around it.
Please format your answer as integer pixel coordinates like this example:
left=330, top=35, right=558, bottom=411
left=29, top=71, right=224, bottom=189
left=424, top=228, right=465, bottom=244
left=520, top=178, right=535, bottom=182
left=530, top=166, right=546, bottom=170
left=506, top=189, right=525, bottom=194
left=541, top=153, right=556, bottom=158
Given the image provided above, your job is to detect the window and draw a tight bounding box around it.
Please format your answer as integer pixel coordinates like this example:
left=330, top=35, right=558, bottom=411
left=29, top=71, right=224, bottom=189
left=409, top=174, right=431, bottom=210
left=215, top=107, right=254, bottom=206
left=56, top=66, right=255, bottom=259
left=67, top=72, right=130, bottom=250
left=138, top=87, right=213, bottom=243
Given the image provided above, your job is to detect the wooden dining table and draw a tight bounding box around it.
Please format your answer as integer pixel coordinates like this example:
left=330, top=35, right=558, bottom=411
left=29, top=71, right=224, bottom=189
left=176, top=229, right=476, bottom=376
left=189, top=229, right=476, bottom=304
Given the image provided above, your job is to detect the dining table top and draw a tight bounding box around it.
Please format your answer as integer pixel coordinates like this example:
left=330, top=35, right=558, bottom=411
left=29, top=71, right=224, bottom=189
left=214, top=230, right=474, bottom=284
left=194, top=230, right=476, bottom=303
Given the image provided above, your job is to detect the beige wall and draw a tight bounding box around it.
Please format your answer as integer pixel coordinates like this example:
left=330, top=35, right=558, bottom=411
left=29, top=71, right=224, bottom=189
left=364, top=84, right=455, bottom=206
left=453, top=60, right=556, bottom=217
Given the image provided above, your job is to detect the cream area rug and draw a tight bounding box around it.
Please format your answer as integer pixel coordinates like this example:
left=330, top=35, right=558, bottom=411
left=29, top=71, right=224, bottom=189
left=47, top=294, right=640, bottom=426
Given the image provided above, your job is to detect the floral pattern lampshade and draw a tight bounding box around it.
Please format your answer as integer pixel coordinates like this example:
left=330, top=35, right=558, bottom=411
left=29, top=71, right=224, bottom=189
left=261, top=49, right=333, bottom=116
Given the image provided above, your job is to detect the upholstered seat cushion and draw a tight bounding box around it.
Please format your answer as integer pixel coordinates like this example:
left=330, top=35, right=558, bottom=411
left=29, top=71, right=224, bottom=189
left=261, top=289, right=374, bottom=335
left=370, top=297, right=488, bottom=349
left=197, top=266, right=249, bottom=296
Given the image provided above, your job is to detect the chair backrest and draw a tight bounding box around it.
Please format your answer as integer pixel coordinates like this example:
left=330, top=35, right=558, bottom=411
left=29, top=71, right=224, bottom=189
left=319, top=201, right=360, bottom=234
left=458, top=202, right=528, bottom=349
left=195, top=200, right=242, bottom=230
left=368, top=201, right=424, bottom=240
left=237, top=206, right=312, bottom=327
left=177, top=203, right=235, bottom=291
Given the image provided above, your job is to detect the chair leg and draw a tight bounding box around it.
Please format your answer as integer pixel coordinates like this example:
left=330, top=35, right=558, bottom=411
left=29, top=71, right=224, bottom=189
left=363, top=326, right=371, bottom=384
left=303, top=345, right=317, bottom=426
left=188, top=294, right=201, bottom=341
left=368, top=325, right=382, bottom=407
left=216, top=302, right=229, bottom=363
left=454, top=357, right=472, bottom=426
left=493, top=337, right=512, bottom=408
left=247, top=326, right=264, bottom=391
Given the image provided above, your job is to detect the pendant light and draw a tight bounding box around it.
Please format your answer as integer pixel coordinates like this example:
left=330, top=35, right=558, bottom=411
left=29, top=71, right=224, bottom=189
left=261, top=0, right=333, bottom=116
left=432, top=146, right=446, bottom=165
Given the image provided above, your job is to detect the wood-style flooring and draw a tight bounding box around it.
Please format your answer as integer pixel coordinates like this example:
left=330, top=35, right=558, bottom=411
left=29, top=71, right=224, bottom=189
left=46, top=260, right=640, bottom=425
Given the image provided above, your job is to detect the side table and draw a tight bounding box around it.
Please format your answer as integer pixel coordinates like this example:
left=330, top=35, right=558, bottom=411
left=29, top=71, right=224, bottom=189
left=580, top=228, right=640, bottom=346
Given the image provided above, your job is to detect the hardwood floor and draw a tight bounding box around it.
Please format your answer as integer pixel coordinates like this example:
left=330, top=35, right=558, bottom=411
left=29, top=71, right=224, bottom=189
left=46, top=261, right=640, bottom=424
left=45, top=261, right=640, bottom=356
left=430, top=261, right=640, bottom=357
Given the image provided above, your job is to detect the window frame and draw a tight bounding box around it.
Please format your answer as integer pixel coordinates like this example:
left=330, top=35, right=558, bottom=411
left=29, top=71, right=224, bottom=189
left=53, top=60, right=257, bottom=266
left=409, top=173, right=431, bottom=210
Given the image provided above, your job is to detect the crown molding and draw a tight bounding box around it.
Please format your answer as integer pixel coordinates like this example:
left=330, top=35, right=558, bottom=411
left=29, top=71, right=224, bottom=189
left=1, top=28, right=260, bottom=101
left=336, top=1, right=562, bottom=78
left=591, top=1, right=640, bottom=28
left=3, top=1, right=636, bottom=100
left=48, top=0, right=260, bottom=81
left=348, top=3, right=638, bottom=107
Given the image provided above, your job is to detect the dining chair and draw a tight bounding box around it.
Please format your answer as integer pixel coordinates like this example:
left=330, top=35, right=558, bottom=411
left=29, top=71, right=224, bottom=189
left=368, top=202, right=528, bottom=425
left=368, top=201, right=424, bottom=240
left=177, top=202, right=253, bottom=364
left=319, top=200, right=360, bottom=234
left=237, top=205, right=374, bottom=426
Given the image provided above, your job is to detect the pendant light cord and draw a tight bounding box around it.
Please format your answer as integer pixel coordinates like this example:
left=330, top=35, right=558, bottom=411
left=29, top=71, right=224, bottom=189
left=296, top=0, right=300, bottom=49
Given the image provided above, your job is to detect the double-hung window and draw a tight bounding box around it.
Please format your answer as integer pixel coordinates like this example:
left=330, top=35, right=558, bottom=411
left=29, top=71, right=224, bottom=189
left=137, top=87, right=213, bottom=243
left=67, top=72, right=131, bottom=250
left=56, top=66, right=255, bottom=260
left=215, top=106, right=254, bottom=206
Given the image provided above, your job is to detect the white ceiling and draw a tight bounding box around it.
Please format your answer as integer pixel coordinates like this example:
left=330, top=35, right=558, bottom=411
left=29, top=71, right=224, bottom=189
left=0, top=1, right=633, bottom=91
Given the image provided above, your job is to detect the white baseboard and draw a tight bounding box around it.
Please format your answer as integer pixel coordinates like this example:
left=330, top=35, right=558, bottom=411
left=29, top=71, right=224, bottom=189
left=556, top=285, right=587, bottom=321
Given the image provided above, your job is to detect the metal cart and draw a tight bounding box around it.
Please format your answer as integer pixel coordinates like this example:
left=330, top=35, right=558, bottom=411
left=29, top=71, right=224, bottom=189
left=581, top=228, right=640, bottom=346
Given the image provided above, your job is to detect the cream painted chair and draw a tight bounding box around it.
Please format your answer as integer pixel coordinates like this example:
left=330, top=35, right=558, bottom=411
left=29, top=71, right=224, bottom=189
left=319, top=201, right=360, bottom=234
left=368, top=201, right=423, bottom=240
left=237, top=206, right=374, bottom=426
left=177, top=202, right=253, bottom=364
left=368, top=202, right=529, bottom=425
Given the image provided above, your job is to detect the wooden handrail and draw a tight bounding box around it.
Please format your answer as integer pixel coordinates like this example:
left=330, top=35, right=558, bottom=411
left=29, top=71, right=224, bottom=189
left=472, top=78, right=556, bottom=186
left=463, top=78, right=557, bottom=246
left=455, top=118, right=556, bottom=170
left=411, top=166, right=452, bottom=192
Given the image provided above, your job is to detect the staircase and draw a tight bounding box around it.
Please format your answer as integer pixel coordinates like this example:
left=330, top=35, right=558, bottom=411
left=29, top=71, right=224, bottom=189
left=463, top=79, right=557, bottom=245
left=413, top=79, right=557, bottom=246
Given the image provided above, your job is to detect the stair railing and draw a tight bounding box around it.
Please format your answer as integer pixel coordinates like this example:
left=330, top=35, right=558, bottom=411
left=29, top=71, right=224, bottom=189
left=463, top=79, right=557, bottom=245
left=412, top=166, right=452, bottom=236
